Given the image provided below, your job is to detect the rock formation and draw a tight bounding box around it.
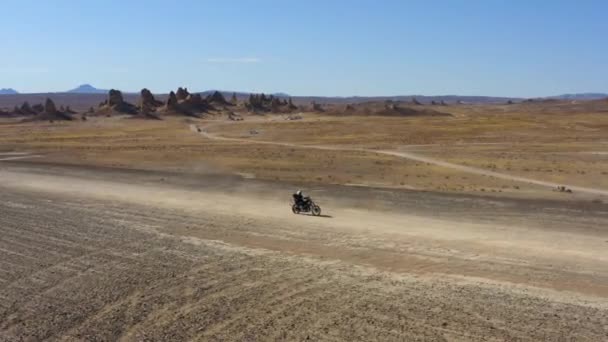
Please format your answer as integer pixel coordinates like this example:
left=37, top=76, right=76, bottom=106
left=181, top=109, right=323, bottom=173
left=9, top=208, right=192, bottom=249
left=176, top=87, right=190, bottom=101
left=44, top=98, right=58, bottom=114
left=165, top=91, right=179, bottom=110
left=160, top=88, right=210, bottom=117
left=139, top=88, right=163, bottom=108
left=270, top=97, right=283, bottom=113
left=20, top=102, right=36, bottom=115
left=108, top=89, right=125, bottom=107
left=25, top=98, right=74, bottom=121
left=207, top=91, right=229, bottom=105
left=187, top=93, right=204, bottom=105
left=97, top=89, right=138, bottom=114
left=32, top=103, right=44, bottom=113
left=244, top=93, right=297, bottom=113
left=288, top=98, right=298, bottom=110
left=138, top=88, right=163, bottom=114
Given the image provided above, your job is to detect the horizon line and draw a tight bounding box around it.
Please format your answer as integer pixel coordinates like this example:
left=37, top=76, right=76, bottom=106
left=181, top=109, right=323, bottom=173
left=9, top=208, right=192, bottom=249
left=2, top=89, right=608, bottom=100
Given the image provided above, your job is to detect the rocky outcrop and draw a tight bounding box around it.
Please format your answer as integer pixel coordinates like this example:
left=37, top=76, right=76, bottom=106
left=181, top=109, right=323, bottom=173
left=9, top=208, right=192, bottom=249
left=160, top=88, right=210, bottom=117
left=270, top=97, right=284, bottom=113
left=7, top=101, right=38, bottom=116
left=23, top=98, right=74, bottom=121
left=228, top=111, right=243, bottom=121
left=44, top=98, right=58, bottom=114
left=176, top=87, right=190, bottom=101
left=139, top=88, right=162, bottom=108
left=165, top=91, right=179, bottom=110
left=187, top=93, right=204, bottom=105
left=324, top=101, right=452, bottom=117
left=245, top=93, right=297, bottom=113
left=97, top=89, right=138, bottom=115
left=288, top=98, right=298, bottom=110
left=20, top=102, right=37, bottom=115
left=138, top=88, right=163, bottom=115
left=108, top=89, right=125, bottom=107
left=207, top=91, right=229, bottom=106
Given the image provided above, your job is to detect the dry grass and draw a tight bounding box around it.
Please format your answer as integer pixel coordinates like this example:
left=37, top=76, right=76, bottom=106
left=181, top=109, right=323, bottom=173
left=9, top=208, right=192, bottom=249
left=1, top=100, right=607, bottom=199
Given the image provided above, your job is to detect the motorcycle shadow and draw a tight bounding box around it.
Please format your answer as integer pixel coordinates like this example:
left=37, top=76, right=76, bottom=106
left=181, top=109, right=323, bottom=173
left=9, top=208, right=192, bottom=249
left=303, top=213, right=333, bottom=218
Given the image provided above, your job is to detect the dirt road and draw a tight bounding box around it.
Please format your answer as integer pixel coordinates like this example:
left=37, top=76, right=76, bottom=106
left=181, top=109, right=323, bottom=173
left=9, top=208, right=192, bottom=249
left=196, top=124, right=608, bottom=197
left=1, top=162, right=607, bottom=340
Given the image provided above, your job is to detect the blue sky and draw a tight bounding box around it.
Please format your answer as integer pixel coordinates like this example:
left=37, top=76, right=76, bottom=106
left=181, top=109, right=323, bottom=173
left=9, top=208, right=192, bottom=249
left=2, top=0, right=607, bottom=96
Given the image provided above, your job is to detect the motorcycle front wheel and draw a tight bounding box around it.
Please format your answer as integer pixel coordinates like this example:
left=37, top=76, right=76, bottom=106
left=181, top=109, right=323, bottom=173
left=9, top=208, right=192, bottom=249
left=292, top=204, right=300, bottom=214
left=311, top=205, right=321, bottom=216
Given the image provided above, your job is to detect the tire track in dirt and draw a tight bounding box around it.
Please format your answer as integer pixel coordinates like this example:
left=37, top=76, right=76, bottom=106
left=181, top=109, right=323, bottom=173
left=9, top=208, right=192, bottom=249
left=1, top=187, right=607, bottom=340
left=0, top=152, right=41, bottom=161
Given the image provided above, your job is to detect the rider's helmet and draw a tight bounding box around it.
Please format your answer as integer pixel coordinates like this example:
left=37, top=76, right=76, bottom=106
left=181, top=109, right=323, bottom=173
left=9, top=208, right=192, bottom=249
left=296, top=190, right=302, bottom=196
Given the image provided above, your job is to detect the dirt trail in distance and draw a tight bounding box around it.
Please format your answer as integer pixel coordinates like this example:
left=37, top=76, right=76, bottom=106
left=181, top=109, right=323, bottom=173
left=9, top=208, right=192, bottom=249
left=195, top=123, right=608, bottom=197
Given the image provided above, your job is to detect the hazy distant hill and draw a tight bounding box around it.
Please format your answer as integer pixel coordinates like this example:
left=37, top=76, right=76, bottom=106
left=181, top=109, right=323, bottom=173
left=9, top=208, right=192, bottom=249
left=199, top=91, right=519, bottom=105
left=286, top=95, right=520, bottom=105
left=2, top=88, right=607, bottom=112
left=549, top=93, right=608, bottom=100
left=67, top=84, right=108, bottom=94
left=0, top=88, right=19, bottom=95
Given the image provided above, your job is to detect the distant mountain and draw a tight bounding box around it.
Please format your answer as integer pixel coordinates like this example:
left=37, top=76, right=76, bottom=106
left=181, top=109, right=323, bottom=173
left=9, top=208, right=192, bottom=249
left=549, top=93, right=608, bottom=100
left=67, top=84, right=108, bottom=94
left=193, top=91, right=520, bottom=105
left=0, top=88, right=18, bottom=95
left=286, top=95, right=521, bottom=105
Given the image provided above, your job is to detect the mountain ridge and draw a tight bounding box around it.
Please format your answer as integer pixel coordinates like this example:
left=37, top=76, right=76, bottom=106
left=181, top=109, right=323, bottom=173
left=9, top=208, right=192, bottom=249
left=3, top=85, right=607, bottom=103
left=0, top=88, right=19, bottom=95
left=67, top=84, right=108, bottom=94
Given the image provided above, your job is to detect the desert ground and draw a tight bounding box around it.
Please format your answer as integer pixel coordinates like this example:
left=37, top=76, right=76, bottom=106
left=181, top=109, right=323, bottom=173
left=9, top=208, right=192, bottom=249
left=1, top=99, right=608, bottom=340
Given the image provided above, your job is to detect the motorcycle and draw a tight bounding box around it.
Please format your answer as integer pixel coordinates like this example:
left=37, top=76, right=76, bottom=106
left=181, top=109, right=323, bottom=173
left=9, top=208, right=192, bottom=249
left=292, top=197, right=322, bottom=216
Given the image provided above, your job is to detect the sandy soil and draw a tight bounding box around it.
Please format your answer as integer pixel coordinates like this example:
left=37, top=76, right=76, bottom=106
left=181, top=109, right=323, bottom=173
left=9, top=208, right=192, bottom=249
left=1, top=162, right=607, bottom=341
left=2, top=101, right=608, bottom=340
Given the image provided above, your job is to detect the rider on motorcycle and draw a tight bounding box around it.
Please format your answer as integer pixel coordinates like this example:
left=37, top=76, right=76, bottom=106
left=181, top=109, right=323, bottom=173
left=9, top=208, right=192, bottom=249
left=293, top=190, right=308, bottom=208
left=292, top=189, right=321, bottom=216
